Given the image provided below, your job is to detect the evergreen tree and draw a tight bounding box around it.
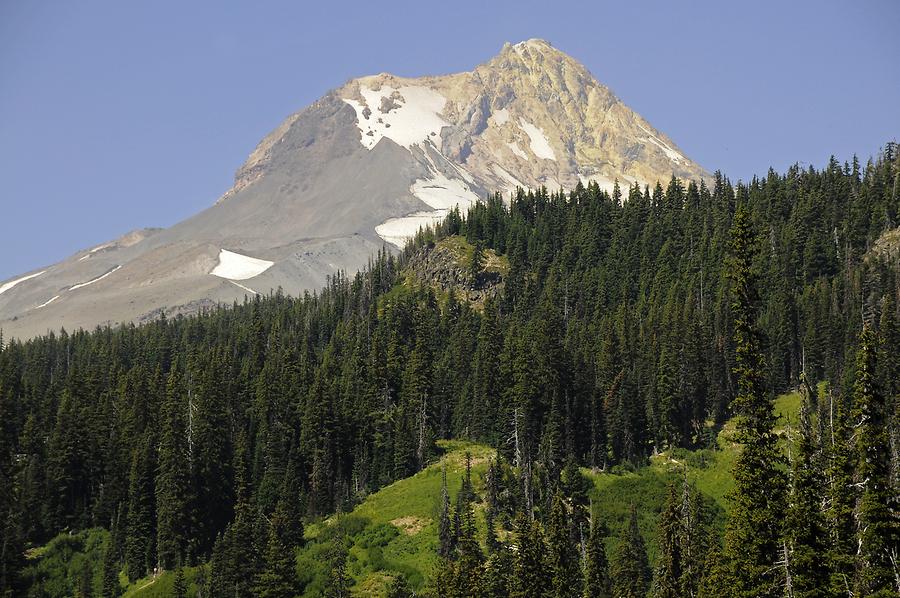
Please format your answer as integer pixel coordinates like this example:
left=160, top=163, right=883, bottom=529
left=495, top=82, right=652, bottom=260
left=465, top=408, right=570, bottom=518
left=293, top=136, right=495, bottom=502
left=610, top=506, right=650, bottom=598
left=445, top=462, right=484, bottom=597
left=697, top=547, right=730, bottom=598
left=125, top=433, right=156, bottom=582
left=653, top=484, right=683, bottom=598
left=100, top=538, right=121, bottom=598
left=438, top=464, right=453, bottom=558
left=784, top=397, right=830, bottom=597
left=583, top=516, right=612, bottom=598
left=678, top=479, right=711, bottom=598
left=720, top=205, right=787, bottom=597
left=386, top=575, right=414, bottom=598
left=272, top=463, right=304, bottom=550
left=325, top=539, right=350, bottom=598
left=470, top=240, right=485, bottom=286
left=547, top=491, right=581, bottom=598
left=512, top=513, right=549, bottom=598
left=480, top=546, right=513, bottom=598
left=560, top=459, right=591, bottom=536
left=851, top=325, right=899, bottom=596
left=825, top=390, right=856, bottom=594
left=155, top=369, right=191, bottom=570
left=172, top=566, right=187, bottom=598
left=254, top=526, right=298, bottom=598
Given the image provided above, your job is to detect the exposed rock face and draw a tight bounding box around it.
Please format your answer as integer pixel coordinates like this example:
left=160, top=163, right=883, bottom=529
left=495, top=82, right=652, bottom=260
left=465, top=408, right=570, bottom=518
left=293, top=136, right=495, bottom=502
left=405, top=239, right=506, bottom=306
left=0, top=39, right=706, bottom=340
left=339, top=39, right=707, bottom=200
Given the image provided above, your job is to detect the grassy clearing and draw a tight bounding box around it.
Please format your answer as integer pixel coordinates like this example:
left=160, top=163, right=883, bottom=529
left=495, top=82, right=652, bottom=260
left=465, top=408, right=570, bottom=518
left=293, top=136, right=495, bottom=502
left=30, top=388, right=807, bottom=597
left=437, top=235, right=509, bottom=276
left=298, top=440, right=495, bottom=596
left=21, top=529, right=108, bottom=597
left=579, top=387, right=806, bottom=562
left=122, top=567, right=201, bottom=598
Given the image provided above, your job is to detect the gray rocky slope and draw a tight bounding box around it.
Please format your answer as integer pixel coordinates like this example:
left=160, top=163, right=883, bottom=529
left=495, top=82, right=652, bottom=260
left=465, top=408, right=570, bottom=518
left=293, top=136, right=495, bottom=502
left=0, top=39, right=708, bottom=340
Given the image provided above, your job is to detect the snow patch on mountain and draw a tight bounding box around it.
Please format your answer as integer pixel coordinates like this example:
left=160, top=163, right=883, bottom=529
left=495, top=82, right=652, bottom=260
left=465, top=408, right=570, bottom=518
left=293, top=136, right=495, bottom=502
left=411, top=174, right=478, bottom=211
left=636, top=123, right=684, bottom=164
left=228, top=280, right=259, bottom=295
left=376, top=212, right=445, bottom=249
left=493, top=164, right=527, bottom=194
left=506, top=142, right=528, bottom=160
left=35, top=294, right=60, bottom=309
left=519, top=119, right=556, bottom=161
left=78, top=243, right=113, bottom=261
left=490, top=108, right=510, bottom=127
left=69, top=265, right=122, bottom=291
left=375, top=153, right=479, bottom=248
left=210, top=250, right=274, bottom=281
left=344, top=85, right=449, bottom=151
left=0, top=270, right=46, bottom=296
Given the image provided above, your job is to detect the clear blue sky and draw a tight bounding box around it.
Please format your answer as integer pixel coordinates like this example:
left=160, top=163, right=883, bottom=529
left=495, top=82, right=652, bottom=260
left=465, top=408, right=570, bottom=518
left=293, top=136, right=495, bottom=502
left=1, top=0, right=898, bottom=280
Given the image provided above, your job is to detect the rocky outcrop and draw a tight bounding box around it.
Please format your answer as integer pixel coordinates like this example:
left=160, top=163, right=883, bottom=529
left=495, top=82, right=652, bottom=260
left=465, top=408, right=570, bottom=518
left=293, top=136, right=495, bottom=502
left=340, top=39, right=708, bottom=200
left=405, top=240, right=505, bottom=306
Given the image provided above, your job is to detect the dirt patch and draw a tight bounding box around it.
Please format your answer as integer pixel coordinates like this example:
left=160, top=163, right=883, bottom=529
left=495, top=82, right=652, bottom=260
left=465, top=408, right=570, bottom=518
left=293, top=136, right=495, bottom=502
left=391, top=516, right=431, bottom=536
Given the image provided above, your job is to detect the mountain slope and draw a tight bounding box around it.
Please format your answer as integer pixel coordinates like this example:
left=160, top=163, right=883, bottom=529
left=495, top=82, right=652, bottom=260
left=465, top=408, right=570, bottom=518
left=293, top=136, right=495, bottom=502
left=0, top=39, right=707, bottom=340
left=24, top=391, right=804, bottom=597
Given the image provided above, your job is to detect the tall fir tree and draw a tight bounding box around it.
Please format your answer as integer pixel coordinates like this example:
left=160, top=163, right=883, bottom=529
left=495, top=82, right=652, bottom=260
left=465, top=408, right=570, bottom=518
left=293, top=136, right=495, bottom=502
left=610, top=506, right=650, bottom=598
left=438, top=464, right=453, bottom=559
left=253, top=526, right=298, bottom=598
left=652, top=484, right=683, bottom=598
left=784, top=397, right=830, bottom=597
left=512, top=513, right=549, bottom=598
left=172, top=565, right=187, bottom=598
left=851, top=325, right=899, bottom=596
left=155, top=369, right=191, bottom=570
left=547, top=490, right=582, bottom=598
left=825, top=390, right=856, bottom=594
left=325, top=538, right=351, bottom=598
left=583, top=516, right=612, bottom=598
left=720, top=205, right=787, bottom=597
left=124, top=432, right=156, bottom=582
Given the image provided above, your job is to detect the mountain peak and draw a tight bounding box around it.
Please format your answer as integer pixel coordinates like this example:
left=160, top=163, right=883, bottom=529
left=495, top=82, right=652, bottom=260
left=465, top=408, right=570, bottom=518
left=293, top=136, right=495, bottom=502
left=497, top=38, right=580, bottom=68
left=511, top=38, right=554, bottom=50
left=1, top=41, right=709, bottom=340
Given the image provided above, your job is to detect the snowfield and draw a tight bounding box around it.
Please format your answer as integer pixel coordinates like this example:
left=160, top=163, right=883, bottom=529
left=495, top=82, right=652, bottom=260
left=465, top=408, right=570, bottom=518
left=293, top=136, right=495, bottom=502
left=636, top=123, right=684, bottom=164
left=490, top=108, right=510, bottom=127
left=411, top=172, right=478, bottom=211
left=0, top=270, right=46, bottom=296
left=519, top=119, right=556, bottom=161
left=492, top=164, right=527, bottom=194
left=78, top=242, right=113, bottom=261
left=228, top=280, right=259, bottom=295
left=376, top=211, right=447, bottom=249
left=375, top=152, right=480, bottom=248
left=344, top=85, right=449, bottom=151
left=69, top=265, right=122, bottom=291
left=506, top=142, right=528, bottom=160
left=210, top=250, right=274, bottom=281
left=35, top=294, right=60, bottom=309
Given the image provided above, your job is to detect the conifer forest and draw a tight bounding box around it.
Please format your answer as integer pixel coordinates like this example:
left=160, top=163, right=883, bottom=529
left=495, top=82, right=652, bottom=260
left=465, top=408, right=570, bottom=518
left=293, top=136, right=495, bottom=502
left=1, top=147, right=899, bottom=597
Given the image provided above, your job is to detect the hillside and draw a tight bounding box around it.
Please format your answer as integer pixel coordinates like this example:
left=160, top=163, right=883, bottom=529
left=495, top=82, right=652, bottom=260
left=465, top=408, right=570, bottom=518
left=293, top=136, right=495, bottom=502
left=2, top=148, right=898, bottom=597
left=22, top=389, right=810, bottom=597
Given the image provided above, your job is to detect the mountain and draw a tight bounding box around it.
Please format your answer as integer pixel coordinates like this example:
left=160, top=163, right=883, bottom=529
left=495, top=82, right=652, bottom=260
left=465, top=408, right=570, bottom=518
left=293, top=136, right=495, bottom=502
left=0, top=39, right=707, bottom=340
left=4, top=144, right=898, bottom=597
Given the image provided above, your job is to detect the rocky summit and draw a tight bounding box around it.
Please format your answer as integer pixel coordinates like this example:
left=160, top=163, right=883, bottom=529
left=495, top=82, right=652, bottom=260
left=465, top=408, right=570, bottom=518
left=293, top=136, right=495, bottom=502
left=0, top=39, right=707, bottom=340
